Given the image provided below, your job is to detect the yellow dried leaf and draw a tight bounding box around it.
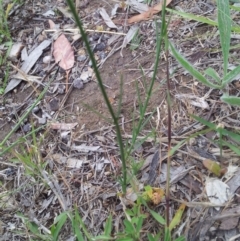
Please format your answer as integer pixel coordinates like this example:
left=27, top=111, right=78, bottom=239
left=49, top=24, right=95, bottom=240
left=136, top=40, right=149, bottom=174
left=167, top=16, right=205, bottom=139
left=143, top=186, right=164, bottom=205
left=203, top=159, right=222, bottom=177
left=5, top=3, right=13, bottom=19
left=96, top=25, right=104, bottom=31
left=169, top=203, right=186, bottom=231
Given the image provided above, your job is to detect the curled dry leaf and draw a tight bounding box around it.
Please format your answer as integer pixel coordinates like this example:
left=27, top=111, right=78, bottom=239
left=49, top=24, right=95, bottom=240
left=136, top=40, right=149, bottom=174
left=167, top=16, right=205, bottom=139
left=128, top=0, right=172, bottom=24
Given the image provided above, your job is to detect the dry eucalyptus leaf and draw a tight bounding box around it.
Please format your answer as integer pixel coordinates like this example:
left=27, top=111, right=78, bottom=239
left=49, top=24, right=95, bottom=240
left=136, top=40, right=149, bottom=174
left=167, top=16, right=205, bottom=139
left=175, top=94, right=209, bottom=109
left=5, top=40, right=51, bottom=94
left=99, top=8, right=117, bottom=29
left=50, top=122, right=78, bottom=130
left=127, top=0, right=149, bottom=13
left=121, top=25, right=139, bottom=56
left=53, top=34, right=74, bottom=70
left=128, top=0, right=172, bottom=23
left=206, top=178, right=231, bottom=211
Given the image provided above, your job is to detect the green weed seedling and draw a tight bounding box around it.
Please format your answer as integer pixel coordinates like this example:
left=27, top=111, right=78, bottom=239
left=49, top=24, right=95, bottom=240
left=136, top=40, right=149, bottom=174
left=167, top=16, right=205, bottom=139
left=169, top=0, right=240, bottom=105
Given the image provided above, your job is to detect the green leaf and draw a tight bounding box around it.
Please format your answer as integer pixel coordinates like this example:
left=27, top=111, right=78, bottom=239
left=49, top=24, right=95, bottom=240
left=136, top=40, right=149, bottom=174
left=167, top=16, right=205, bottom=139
left=204, top=67, right=221, bottom=84
left=93, top=235, right=113, bottom=240
left=222, top=65, right=240, bottom=86
left=221, top=94, right=240, bottom=106
left=51, top=213, right=68, bottom=241
left=28, top=222, right=40, bottom=234
left=147, top=232, right=161, bottom=241
left=166, top=7, right=240, bottom=33
left=73, top=217, right=84, bottom=241
left=221, top=140, right=240, bottom=155
left=217, top=0, right=231, bottom=76
left=123, top=219, right=133, bottom=233
left=149, top=209, right=166, bottom=225
left=164, top=227, right=171, bottom=241
left=174, top=236, right=186, bottom=241
left=169, top=42, right=221, bottom=89
left=104, top=215, right=112, bottom=237
left=169, top=204, right=186, bottom=231
left=147, top=234, right=155, bottom=241
left=166, top=8, right=218, bottom=26
left=191, top=114, right=240, bottom=144
left=116, top=238, right=134, bottom=241
left=136, top=216, right=144, bottom=232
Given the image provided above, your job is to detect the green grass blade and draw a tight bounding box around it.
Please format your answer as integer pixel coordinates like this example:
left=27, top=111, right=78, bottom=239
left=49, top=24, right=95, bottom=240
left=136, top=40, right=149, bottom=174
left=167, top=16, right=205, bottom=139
left=149, top=209, right=166, bottom=225
left=217, top=0, right=231, bottom=76
left=174, top=237, right=186, bottom=241
left=204, top=67, right=221, bottom=84
left=222, top=65, right=240, bottom=86
left=104, top=215, right=112, bottom=236
left=66, top=0, right=127, bottom=193
left=51, top=213, right=68, bottom=241
left=169, top=42, right=221, bottom=89
left=166, top=8, right=218, bottom=26
left=221, top=94, right=240, bottom=106
left=221, top=140, right=240, bottom=155
left=191, top=114, right=240, bottom=144
left=164, top=227, right=171, bottom=241
left=74, top=207, right=92, bottom=240
left=166, top=8, right=240, bottom=33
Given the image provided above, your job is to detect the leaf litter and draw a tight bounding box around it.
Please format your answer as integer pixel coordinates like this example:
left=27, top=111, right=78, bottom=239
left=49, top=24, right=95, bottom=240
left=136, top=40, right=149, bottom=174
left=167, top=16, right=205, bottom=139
left=1, top=0, right=240, bottom=240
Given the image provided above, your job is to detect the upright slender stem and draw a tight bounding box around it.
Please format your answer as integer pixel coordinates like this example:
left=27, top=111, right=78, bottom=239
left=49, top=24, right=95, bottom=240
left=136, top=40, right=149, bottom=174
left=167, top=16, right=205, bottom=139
left=66, top=0, right=127, bottom=193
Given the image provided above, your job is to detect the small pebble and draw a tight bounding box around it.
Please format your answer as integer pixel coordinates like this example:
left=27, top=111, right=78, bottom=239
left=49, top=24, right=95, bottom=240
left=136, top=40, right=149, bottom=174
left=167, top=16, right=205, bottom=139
left=73, top=78, right=84, bottom=89
left=94, top=42, right=106, bottom=52
left=43, top=56, right=51, bottom=64
left=77, top=55, right=87, bottom=62
left=23, top=123, right=31, bottom=133
left=49, top=98, right=59, bottom=111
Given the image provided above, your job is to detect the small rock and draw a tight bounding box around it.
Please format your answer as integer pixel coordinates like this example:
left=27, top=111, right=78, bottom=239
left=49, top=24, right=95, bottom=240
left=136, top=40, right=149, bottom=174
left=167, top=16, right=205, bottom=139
left=38, top=117, right=47, bottom=125
left=57, top=84, right=65, bottom=94
left=23, top=123, right=31, bottom=133
left=92, top=33, right=100, bottom=41
left=73, top=78, right=84, bottom=89
left=99, top=52, right=106, bottom=60
left=77, top=55, right=87, bottom=62
left=49, top=98, right=59, bottom=111
left=94, top=42, right=106, bottom=52
left=43, top=55, right=51, bottom=64
left=9, top=43, right=24, bottom=59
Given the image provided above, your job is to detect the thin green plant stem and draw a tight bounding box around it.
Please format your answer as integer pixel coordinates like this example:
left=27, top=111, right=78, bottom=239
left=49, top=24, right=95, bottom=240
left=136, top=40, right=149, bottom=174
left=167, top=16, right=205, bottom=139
left=126, top=10, right=167, bottom=158
left=0, top=125, right=45, bottom=156
left=66, top=0, right=127, bottom=193
left=74, top=206, right=92, bottom=240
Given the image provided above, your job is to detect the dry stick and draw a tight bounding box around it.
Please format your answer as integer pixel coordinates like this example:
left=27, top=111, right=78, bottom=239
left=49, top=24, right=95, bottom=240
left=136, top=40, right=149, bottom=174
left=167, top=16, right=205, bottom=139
left=165, top=45, right=171, bottom=228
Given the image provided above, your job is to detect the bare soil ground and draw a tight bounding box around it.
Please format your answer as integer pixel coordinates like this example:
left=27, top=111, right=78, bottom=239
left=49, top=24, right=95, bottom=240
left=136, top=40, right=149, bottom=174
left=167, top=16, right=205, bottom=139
left=1, top=0, right=240, bottom=240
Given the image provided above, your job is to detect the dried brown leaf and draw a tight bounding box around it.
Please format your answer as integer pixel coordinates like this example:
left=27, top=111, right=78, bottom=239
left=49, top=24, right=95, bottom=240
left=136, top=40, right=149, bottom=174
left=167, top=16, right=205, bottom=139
left=128, top=0, right=172, bottom=24
left=53, top=34, right=74, bottom=70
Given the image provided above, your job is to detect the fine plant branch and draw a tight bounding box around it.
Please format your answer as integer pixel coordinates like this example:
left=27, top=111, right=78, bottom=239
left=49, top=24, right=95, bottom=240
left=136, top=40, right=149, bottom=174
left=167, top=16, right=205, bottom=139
left=66, top=0, right=128, bottom=193
left=217, top=0, right=231, bottom=76
left=125, top=6, right=167, bottom=158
